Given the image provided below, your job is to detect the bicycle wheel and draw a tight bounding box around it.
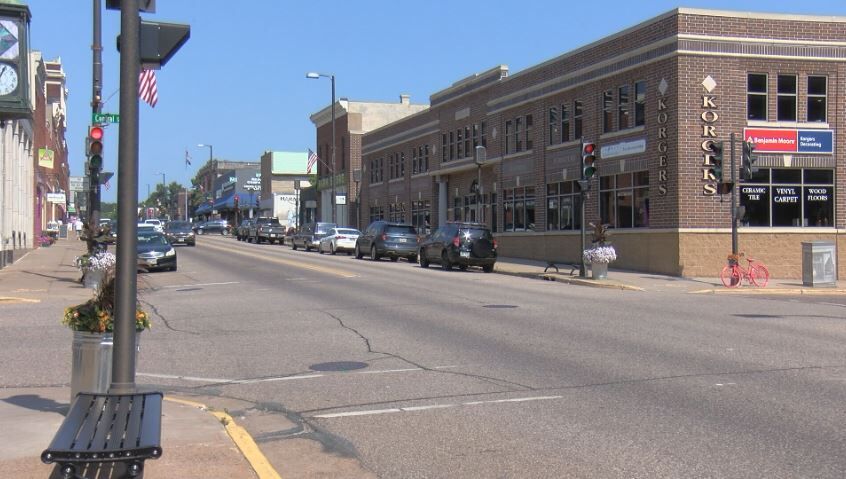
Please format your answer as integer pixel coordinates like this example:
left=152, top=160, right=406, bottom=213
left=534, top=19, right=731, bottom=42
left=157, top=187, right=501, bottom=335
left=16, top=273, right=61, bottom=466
left=750, top=263, right=770, bottom=287
left=720, top=265, right=742, bottom=288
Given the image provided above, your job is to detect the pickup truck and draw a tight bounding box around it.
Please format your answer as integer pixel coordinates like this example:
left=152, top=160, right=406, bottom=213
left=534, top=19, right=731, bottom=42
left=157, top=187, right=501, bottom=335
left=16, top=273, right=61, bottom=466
left=249, top=217, right=286, bottom=244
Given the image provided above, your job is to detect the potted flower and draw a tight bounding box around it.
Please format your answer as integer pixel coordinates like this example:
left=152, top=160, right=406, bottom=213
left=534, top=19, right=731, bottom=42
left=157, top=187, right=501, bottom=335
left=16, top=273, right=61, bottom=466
left=63, top=269, right=151, bottom=399
left=78, top=250, right=116, bottom=289
left=583, top=222, right=616, bottom=279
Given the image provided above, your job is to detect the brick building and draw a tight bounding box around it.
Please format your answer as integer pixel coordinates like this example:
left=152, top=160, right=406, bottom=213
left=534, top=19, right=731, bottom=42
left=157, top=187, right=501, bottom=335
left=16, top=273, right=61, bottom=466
left=309, top=96, right=428, bottom=227
left=358, top=8, right=846, bottom=279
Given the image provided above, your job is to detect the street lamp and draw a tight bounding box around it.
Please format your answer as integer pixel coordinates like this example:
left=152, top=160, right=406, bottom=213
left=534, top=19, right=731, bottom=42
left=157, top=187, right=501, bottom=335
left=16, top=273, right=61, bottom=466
left=475, top=146, right=486, bottom=223
left=197, top=143, right=213, bottom=165
left=306, top=71, right=336, bottom=225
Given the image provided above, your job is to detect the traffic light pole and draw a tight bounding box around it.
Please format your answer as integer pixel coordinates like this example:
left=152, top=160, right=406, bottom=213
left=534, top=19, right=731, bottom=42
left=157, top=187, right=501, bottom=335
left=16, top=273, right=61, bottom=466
left=88, top=0, right=103, bottom=242
left=730, top=132, right=738, bottom=256
left=579, top=192, right=586, bottom=278
left=112, top=0, right=140, bottom=394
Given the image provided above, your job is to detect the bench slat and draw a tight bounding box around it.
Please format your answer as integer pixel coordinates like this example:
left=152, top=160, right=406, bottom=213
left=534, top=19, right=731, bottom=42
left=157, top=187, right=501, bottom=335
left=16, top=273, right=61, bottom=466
left=106, top=394, right=133, bottom=452
left=90, top=395, right=123, bottom=455
left=137, top=393, right=163, bottom=451
left=46, top=394, right=94, bottom=451
left=123, top=394, right=145, bottom=449
left=73, top=395, right=107, bottom=451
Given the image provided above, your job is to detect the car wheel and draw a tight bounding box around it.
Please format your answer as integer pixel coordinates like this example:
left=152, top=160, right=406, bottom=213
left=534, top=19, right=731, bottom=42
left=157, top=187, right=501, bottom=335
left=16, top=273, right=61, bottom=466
left=370, top=246, right=379, bottom=261
left=441, top=251, right=452, bottom=271
left=390, top=256, right=399, bottom=262
left=319, top=244, right=324, bottom=254
left=483, top=264, right=494, bottom=273
left=419, top=250, right=429, bottom=268
left=197, top=229, right=204, bottom=235
left=355, top=244, right=363, bottom=259
left=330, top=243, right=336, bottom=255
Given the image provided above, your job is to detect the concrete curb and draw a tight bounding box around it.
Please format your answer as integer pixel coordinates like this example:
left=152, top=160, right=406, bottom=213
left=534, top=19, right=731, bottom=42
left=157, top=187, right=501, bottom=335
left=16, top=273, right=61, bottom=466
left=164, top=396, right=283, bottom=479
left=495, top=269, right=645, bottom=291
left=690, top=287, right=846, bottom=295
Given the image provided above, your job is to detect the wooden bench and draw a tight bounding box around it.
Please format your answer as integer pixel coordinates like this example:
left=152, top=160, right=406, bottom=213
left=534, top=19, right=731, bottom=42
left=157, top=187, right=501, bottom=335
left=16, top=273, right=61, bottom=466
left=41, top=392, right=163, bottom=479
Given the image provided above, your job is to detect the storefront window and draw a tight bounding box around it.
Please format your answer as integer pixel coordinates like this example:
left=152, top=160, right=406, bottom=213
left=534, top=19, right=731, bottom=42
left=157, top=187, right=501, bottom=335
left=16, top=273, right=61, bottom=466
left=740, top=168, right=834, bottom=227
left=503, top=187, right=536, bottom=232
left=546, top=181, right=582, bottom=230
left=599, top=171, right=649, bottom=228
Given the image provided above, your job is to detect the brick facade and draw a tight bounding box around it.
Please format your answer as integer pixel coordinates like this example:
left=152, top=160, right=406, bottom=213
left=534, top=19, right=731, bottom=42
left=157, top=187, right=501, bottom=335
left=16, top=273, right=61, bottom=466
left=358, top=8, right=846, bottom=278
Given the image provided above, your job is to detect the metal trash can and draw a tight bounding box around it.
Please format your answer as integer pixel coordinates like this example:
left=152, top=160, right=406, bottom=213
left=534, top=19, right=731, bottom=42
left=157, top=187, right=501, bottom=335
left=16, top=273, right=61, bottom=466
left=802, top=241, right=837, bottom=287
left=71, top=332, right=139, bottom=402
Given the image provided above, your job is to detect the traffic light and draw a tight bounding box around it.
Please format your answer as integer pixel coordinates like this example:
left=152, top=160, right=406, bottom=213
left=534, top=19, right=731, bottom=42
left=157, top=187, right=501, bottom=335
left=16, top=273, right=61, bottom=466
left=708, top=140, right=724, bottom=182
left=741, top=141, right=757, bottom=180
left=581, top=140, right=597, bottom=180
left=234, top=194, right=239, bottom=210
left=87, top=126, right=104, bottom=172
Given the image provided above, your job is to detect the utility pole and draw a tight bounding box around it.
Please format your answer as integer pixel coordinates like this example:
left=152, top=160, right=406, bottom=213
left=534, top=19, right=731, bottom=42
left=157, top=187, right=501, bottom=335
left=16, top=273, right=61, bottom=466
left=88, top=0, right=103, bottom=236
left=730, top=132, right=738, bottom=255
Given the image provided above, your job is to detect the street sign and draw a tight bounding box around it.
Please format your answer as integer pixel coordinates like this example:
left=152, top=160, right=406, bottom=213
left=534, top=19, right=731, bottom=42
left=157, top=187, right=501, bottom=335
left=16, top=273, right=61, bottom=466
left=93, top=112, right=120, bottom=124
left=47, top=192, right=66, bottom=203
left=69, top=176, right=85, bottom=191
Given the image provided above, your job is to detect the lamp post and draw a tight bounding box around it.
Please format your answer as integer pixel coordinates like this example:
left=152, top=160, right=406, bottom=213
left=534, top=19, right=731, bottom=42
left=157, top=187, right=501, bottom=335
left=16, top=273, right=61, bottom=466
left=306, top=72, right=336, bottom=225
left=475, top=146, right=486, bottom=223
left=352, top=168, right=362, bottom=230
left=155, top=172, right=166, bottom=219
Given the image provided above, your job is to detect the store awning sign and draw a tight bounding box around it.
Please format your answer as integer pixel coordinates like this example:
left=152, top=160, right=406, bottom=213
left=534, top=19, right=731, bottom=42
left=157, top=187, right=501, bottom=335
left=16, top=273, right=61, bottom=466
left=743, top=128, right=833, bottom=154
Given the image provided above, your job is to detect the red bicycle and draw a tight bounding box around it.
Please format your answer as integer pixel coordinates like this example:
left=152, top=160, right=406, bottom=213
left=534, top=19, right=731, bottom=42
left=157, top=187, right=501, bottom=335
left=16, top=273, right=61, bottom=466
left=720, top=253, right=769, bottom=288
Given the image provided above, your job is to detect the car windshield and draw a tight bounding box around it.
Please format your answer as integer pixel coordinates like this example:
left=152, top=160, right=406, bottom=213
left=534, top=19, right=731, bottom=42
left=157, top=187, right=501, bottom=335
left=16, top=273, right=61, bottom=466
left=335, top=228, right=360, bottom=235
left=138, top=233, right=168, bottom=245
left=386, top=225, right=417, bottom=235
left=315, top=224, right=337, bottom=234
left=258, top=218, right=280, bottom=225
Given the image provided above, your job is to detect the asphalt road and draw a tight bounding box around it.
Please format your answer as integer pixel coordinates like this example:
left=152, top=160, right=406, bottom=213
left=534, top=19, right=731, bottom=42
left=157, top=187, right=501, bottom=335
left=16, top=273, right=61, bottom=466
left=42, top=236, right=846, bottom=477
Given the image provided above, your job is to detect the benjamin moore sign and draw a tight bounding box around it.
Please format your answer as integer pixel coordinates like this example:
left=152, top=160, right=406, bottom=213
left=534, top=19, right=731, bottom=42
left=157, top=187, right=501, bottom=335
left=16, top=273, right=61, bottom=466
left=743, top=128, right=833, bottom=154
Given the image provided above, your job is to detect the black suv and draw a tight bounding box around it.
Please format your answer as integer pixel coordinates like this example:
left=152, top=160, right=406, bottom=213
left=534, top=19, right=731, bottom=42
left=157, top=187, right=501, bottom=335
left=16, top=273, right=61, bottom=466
left=418, top=222, right=496, bottom=272
left=355, top=221, right=418, bottom=262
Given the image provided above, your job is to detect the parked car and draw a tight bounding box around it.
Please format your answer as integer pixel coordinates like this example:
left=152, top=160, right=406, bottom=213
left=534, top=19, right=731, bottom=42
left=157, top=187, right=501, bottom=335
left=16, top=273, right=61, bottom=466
left=144, top=218, right=164, bottom=233
left=236, top=219, right=254, bottom=241
left=290, top=222, right=337, bottom=251
left=249, top=216, right=286, bottom=244
left=137, top=223, right=157, bottom=234
left=163, top=220, right=196, bottom=246
left=418, top=222, right=497, bottom=272
left=137, top=231, right=177, bottom=272
left=318, top=227, right=361, bottom=255
left=194, top=220, right=230, bottom=235
left=354, top=221, right=418, bottom=262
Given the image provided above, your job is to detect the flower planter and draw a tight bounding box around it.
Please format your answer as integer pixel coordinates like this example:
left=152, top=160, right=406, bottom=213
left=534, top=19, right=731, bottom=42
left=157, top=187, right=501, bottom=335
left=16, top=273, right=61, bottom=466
left=82, top=269, right=104, bottom=289
left=591, top=261, right=608, bottom=280
left=70, top=331, right=139, bottom=401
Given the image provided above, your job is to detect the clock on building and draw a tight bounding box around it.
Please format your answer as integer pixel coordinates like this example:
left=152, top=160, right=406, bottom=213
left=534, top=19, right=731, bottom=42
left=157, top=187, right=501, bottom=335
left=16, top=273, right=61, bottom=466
left=0, top=2, right=30, bottom=120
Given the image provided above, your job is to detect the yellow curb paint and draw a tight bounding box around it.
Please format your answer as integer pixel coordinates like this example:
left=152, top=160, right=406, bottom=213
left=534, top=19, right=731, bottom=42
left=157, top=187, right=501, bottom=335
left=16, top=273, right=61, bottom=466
left=164, top=396, right=282, bottom=479
left=0, top=296, right=41, bottom=304
left=201, top=241, right=358, bottom=278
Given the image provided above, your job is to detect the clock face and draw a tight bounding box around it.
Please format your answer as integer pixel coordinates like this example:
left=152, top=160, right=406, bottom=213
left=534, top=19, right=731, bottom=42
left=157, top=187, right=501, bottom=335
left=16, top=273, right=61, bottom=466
left=0, top=62, right=17, bottom=96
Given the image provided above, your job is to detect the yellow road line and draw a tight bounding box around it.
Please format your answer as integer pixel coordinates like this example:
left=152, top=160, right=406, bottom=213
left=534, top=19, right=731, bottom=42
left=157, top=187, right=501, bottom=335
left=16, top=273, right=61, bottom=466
left=200, top=240, right=359, bottom=278
left=164, top=396, right=282, bottom=479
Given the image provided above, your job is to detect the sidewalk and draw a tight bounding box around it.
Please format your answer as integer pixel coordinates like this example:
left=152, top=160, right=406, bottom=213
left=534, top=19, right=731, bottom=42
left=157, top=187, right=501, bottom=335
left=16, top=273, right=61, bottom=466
left=494, top=256, right=846, bottom=294
left=0, top=238, right=265, bottom=479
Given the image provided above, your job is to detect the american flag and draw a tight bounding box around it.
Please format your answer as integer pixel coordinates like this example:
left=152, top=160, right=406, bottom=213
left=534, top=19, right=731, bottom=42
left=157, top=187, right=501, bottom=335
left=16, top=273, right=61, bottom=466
left=307, top=148, right=319, bottom=174
left=185, top=150, right=192, bottom=167
left=138, top=69, right=158, bottom=108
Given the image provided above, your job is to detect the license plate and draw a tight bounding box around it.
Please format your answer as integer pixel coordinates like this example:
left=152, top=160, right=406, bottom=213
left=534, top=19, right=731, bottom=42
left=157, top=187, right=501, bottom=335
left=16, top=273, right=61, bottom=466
left=460, top=251, right=470, bottom=258
left=270, top=234, right=277, bottom=237
left=399, top=238, right=407, bottom=243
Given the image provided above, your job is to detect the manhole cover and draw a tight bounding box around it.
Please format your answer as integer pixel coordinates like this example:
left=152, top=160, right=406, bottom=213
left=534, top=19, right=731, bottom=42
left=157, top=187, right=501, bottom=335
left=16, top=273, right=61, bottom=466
left=483, top=304, right=518, bottom=309
left=309, top=361, right=369, bottom=372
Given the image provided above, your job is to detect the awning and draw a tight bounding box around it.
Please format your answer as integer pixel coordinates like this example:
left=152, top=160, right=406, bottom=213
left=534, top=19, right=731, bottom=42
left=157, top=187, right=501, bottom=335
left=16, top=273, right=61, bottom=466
left=213, top=192, right=259, bottom=210
left=195, top=202, right=213, bottom=215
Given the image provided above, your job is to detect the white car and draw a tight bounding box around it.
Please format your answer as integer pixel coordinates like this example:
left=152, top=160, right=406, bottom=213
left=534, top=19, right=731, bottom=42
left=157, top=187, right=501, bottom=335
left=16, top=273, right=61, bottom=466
left=144, top=219, right=164, bottom=232
left=318, top=227, right=361, bottom=255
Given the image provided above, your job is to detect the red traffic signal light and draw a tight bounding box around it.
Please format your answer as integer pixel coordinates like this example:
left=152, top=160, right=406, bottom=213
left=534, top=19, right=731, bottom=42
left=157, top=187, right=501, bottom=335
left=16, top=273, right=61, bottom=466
left=87, top=126, right=104, bottom=171
left=581, top=141, right=597, bottom=179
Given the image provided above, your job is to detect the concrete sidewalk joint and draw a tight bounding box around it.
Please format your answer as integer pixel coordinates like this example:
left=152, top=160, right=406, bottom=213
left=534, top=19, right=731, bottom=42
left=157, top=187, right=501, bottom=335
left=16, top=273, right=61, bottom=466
left=164, top=396, right=283, bottom=479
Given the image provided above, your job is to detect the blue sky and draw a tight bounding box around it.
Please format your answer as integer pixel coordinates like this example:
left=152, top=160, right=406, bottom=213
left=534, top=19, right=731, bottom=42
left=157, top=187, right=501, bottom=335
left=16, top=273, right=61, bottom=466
left=26, top=0, right=845, bottom=202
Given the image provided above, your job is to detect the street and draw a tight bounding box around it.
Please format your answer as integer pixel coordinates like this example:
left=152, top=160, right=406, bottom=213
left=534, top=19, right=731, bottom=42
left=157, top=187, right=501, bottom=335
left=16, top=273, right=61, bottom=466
left=139, top=236, right=846, bottom=477
left=1, top=236, right=845, bottom=478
